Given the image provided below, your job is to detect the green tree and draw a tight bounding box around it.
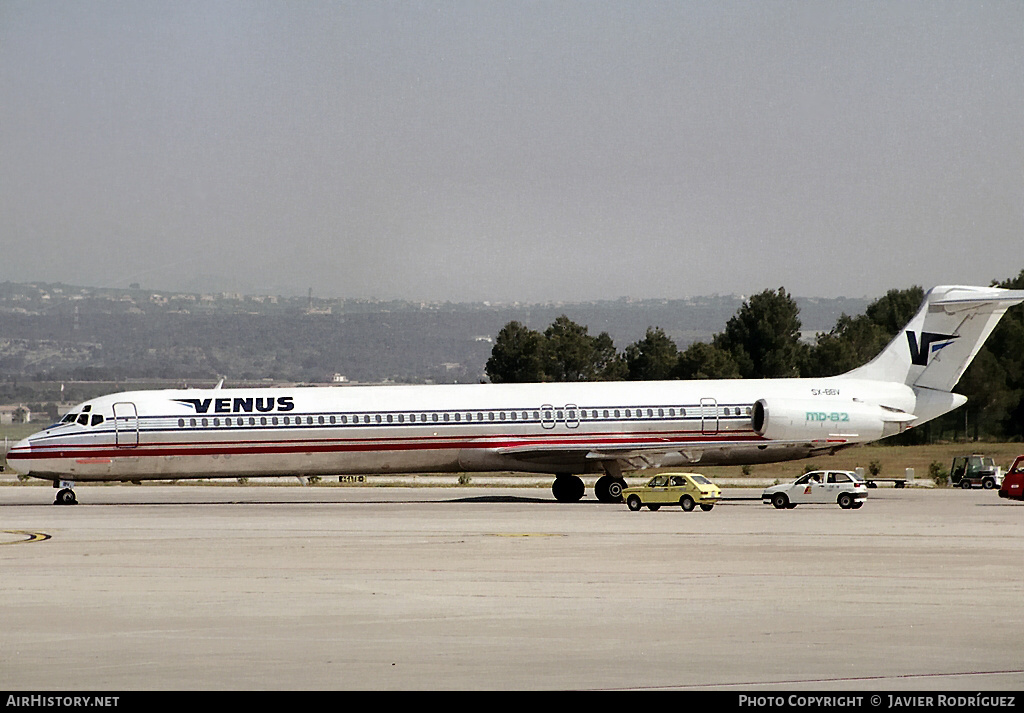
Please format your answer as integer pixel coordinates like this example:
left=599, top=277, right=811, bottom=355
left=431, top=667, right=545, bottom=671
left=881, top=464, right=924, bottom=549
left=803, top=285, right=925, bottom=378
left=672, top=342, right=741, bottom=379
left=713, top=288, right=804, bottom=378
left=541, top=315, right=611, bottom=382
left=865, top=286, right=925, bottom=335
left=485, top=321, right=544, bottom=383
left=803, top=313, right=889, bottom=377
left=624, top=327, right=679, bottom=380
left=592, top=331, right=628, bottom=381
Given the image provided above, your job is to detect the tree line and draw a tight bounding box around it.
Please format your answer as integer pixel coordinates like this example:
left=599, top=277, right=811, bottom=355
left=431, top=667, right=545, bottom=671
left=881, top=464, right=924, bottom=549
left=485, top=269, right=1024, bottom=442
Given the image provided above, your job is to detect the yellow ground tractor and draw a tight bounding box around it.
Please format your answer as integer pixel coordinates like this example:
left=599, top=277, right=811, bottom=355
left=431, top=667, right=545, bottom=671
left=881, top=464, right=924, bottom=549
left=623, top=473, right=722, bottom=512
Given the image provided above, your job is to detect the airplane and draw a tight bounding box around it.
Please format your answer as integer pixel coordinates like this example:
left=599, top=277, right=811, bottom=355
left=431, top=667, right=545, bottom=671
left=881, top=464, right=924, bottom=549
left=6, top=284, right=1023, bottom=506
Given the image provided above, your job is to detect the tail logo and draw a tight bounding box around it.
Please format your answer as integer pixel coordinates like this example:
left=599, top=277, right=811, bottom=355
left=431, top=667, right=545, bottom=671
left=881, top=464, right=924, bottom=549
left=907, top=331, right=958, bottom=366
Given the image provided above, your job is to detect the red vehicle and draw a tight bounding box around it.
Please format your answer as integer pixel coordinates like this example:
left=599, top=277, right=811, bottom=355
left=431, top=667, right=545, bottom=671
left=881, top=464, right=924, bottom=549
left=998, top=456, right=1024, bottom=501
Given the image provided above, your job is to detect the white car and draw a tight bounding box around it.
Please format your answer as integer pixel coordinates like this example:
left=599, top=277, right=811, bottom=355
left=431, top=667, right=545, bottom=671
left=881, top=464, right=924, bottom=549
left=762, top=470, right=868, bottom=509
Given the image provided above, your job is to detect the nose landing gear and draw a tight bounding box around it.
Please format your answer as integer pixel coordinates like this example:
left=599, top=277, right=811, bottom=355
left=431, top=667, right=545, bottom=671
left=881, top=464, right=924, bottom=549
left=53, top=481, right=78, bottom=505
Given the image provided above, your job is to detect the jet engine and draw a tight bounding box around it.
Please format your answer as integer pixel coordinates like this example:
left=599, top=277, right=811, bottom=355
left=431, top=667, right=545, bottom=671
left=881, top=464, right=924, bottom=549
left=751, top=398, right=915, bottom=443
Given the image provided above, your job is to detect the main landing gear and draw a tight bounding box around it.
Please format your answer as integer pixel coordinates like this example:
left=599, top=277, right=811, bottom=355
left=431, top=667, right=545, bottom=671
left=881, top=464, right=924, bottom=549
left=550, top=474, right=628, bottom=503
left=594, top=474, right=627, bottom=503
left=552, top=475, right=585, bottom=502
left=54, top=481, right=78, bottom=506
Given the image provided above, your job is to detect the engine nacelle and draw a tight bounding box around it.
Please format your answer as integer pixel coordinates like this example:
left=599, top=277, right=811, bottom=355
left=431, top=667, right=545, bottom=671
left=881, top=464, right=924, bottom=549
left=751, top=398, right=914, bottom=443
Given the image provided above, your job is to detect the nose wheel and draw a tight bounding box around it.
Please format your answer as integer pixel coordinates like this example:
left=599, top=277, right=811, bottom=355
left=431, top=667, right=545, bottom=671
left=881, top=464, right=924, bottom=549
left=54, top=487, right=78, bottom=506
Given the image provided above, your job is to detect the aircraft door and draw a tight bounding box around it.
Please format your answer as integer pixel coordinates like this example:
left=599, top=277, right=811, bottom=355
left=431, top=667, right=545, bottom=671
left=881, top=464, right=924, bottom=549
left=700, top=398, right=719, bottom=435
left=113, top=402, right=139, bottom=448
left=540, top=405, right=556, bottom=429
left=565, top=404, right=579, bottom=429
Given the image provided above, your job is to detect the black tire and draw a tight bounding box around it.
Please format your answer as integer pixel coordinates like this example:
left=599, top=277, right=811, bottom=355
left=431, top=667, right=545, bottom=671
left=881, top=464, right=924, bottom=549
left=626, top=495, right=642, bottom=512
left=700, top=503, right=714, bottom=512
left=838, top=492, right=853, bottom=509
left=552, top=475, right=585, bottom=502
left=680, top=495, right=695, bottom=512
left=648, top=504, right=660, bottom=511
left=960, top=479, right=973, bottom=489
left=983, top=478, right=996, bottom=490
left=608, top=478, right=626, bottom=501
left=55, top=489, right=77, bottom=506
left=596, top=475, right=627, bottom=502
left=772, top=493, right=788, bottom=510
left=852, top=501, right=864, bottom=509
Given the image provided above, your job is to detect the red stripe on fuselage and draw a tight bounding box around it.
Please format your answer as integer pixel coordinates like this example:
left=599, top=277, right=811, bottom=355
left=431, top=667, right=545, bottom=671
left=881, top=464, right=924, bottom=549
left=7, top=429, right=764, bottom=461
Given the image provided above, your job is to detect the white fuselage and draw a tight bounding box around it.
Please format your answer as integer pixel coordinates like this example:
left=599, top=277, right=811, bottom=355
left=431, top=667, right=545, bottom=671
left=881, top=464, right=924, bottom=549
left=7, top=375, right=927, bottom=483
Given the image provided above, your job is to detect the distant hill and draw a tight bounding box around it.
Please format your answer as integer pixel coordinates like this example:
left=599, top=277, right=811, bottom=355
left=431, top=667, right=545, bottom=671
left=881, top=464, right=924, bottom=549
left=0, top=281, right=868, bottom=385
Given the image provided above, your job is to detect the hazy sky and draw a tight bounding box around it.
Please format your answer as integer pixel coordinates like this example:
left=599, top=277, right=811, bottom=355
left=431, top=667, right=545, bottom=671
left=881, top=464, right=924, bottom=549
left=2, top=1, right=1021, bottom=302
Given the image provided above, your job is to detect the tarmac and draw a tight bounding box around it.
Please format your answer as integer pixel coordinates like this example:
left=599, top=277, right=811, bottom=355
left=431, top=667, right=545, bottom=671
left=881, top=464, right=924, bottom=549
left=1, top=483, right=1022, bottom=691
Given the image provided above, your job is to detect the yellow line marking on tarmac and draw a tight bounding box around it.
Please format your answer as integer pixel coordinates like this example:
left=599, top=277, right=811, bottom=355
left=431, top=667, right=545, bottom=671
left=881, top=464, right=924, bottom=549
left=0, top=530, right=52, bottom=545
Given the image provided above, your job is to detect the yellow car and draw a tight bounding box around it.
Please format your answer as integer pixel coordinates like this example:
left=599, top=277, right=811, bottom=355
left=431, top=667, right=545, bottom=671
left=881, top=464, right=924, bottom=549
left=623, top=473, right=722, bottom=512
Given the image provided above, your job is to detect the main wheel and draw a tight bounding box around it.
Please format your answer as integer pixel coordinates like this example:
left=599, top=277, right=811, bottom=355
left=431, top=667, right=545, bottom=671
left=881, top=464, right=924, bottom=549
left=680, top=495, right=695, bottom=512
left=552, top=475, right=585, bottom=502
left=607, top=478, right=625, bottom=501
left=595, top=475, right=626, bottom=502
left=838, top=492, right=853, bottom=509
left=772, top=493, right=788, bottom=510
left=626, top=495, right=643, bottom=511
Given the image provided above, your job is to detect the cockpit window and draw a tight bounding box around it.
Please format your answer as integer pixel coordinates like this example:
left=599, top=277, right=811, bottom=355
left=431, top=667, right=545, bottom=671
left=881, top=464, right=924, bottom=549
left=77, top=413, right=90, bottom=426
left=61, top=413, right=76, bottom=423
left=91, top=415, right=104, bottom=427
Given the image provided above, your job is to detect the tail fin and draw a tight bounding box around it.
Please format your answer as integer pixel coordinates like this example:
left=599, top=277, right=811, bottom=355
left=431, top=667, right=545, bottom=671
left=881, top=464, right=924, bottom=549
left=846, top=285, right=1024, bottom=391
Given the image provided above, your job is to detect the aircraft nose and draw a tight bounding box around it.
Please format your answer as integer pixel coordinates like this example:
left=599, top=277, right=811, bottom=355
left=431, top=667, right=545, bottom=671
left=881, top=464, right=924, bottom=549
left=4, top=436, right=33, bottom=472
